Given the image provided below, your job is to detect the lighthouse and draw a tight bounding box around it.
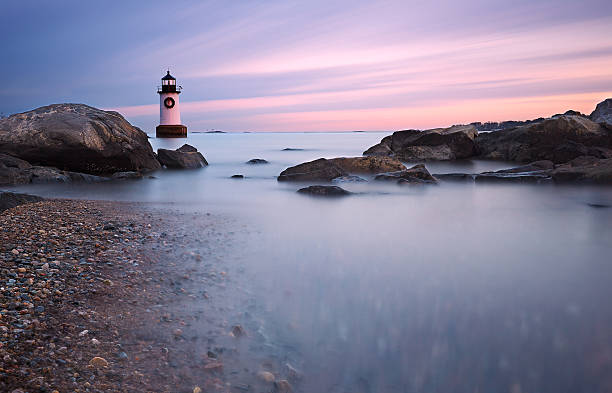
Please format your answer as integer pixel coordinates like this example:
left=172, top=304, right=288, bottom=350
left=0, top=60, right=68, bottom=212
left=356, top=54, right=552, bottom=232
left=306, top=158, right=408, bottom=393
left=156, top=70, right=187, bottom=138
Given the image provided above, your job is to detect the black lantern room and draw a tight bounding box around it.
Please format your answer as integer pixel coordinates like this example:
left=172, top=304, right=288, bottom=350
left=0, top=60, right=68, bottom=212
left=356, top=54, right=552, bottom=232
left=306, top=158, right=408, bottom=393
left=158, top=71, right=182, bottom=94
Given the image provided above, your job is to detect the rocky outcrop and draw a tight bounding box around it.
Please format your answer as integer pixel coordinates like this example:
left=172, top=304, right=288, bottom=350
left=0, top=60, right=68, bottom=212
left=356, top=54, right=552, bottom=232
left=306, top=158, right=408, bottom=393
left=374, top=164, right=437, bottom=184
left=0, top=104, right=160, bottom=174
left=0, top=153, right=107, bottom=185
left=364, top=125, right=478, bottom=161
left=433, top=157, right=612, bottom=184
left=297, top=185, right=351, bottom=196
left=157, top=144, right=208, bottom=169
left=328, top=156, right=405, bottom=173
left=0, top=192, right=43, bottom=213
left=590, top=98, right=612, bottom=124
left=551, top=156, right=612, bottom=184
left=278, top=158, right=347, bottom=182
left=476, top=116, right=612, bottom=163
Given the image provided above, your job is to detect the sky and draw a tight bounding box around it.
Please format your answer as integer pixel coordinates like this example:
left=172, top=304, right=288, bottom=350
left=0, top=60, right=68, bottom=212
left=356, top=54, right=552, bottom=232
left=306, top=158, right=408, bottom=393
left=2, top=0, right=612, bottom=132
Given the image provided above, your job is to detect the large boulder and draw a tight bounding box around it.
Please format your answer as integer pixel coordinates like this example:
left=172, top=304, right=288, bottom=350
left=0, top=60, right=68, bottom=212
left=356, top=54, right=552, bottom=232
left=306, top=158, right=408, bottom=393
left=328, top=156, right=405, bottom=173
left=590, top=98, right=612, bottom=124
left=157, top=144, right=208, bottom=169
left=0, top=104, right=160, bottom=174
left=364, top=125, right=478, bottom=161
left=374, top=164, right=437, bottom=184
left=476, top=116, right=612, bottom=163
left=278, top=158, right=347, bottom=182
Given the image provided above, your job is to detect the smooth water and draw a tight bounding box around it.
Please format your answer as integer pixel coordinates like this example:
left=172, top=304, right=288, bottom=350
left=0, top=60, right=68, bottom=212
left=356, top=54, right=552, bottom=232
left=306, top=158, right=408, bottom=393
left=7, top=132, right=612, bottom=392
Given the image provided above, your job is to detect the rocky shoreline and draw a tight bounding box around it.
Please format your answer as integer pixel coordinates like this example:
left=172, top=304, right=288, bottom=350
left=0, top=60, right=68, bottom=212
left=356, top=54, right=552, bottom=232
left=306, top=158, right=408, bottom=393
left=0, top=198, right=249, bottom=393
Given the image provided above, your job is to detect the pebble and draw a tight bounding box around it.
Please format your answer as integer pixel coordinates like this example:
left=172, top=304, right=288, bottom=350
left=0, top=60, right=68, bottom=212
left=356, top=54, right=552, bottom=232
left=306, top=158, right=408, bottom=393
left=274, top=379, right=293, bottom=393
left=89, top=356, right=109, bottom=368
left=257, top=371, right=275, bottom=383
left=230, top=324, right=246, bottom=337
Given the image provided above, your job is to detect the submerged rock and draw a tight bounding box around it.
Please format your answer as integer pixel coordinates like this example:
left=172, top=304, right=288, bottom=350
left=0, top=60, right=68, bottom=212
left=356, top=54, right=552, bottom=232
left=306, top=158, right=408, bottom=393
left=0, top=103, right=160, bottom=174
left=328, top=156, right=405, bottom=174
left=364, top=125, right=478, bottom=161
left=476, top=116, right=612, bottom=163
left=111, top=171, right=143, bottom=180
left=246, top=158, right=269, bottom=164
left=157, top=144, right=208, bottom=169
left=278, top=158, right=347, bottom=182
left=231, top=174, right=244, bottom=179
left=374, top=164, right=437, bottom=184
left=297, top=185, right=351, bottom=196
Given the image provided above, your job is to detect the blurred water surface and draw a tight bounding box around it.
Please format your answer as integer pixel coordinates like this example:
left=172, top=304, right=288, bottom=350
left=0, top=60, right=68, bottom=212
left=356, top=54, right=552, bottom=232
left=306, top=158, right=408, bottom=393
left=8, top=132, right=612, bottom=393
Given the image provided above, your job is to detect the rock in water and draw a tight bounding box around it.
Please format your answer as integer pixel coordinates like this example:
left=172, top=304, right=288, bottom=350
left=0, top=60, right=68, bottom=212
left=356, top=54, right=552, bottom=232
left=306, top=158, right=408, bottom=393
left=551, top=156, right=612, bottom=183
left=297, top=185, right=351, bottom=196
left=364, top=125, right=478, bottom=160
left=157, top=144, right=208, bottom=169
left=374, top=164, right=437, bottom=184
left=246, top=158, right=269, bottom=164
left=278, top=158, right=347, bottom=182
left=0, top=192, right=43, bottom=213
left=476, top=116, right=612, bottom=163
left=0, top=103, right=160, bottom=174
left=328, top=156, right=405, bottom=173
left=590, top=98, right=612, bottom=124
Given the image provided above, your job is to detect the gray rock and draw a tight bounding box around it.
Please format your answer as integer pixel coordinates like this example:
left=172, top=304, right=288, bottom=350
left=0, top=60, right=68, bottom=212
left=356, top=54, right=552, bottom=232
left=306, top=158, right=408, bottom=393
left=476, top=116, right=612, bottom=163
left=328, top=156, right=405, bottom=174
left=590, top=98, right=612, bottom=124
left=374, top=164, right=437, bottom=184
left=297, top=185, right=351, bottom=196
left=0, top=103, right=160, bottom=174
left=0, top=192, right=43, bottom=213
left=278, top=158, right=347, bottom=182
left=111, top=171, right=143, bottom=180
left=364, top=125, right=478, bottom=161
left=246, top=158, right=269, bottom=164
left=433, top=173, right=475, bottom=182
left=157, top=144, right=208, bottom=169
left=551, top=156, right=612, bottom=183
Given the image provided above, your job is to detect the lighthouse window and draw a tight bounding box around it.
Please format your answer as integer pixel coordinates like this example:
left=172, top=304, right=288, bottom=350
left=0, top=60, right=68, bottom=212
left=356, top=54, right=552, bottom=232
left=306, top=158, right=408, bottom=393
left=162, top=80, right=169, bottom=86
left=169, top=80, right=176, bottom=85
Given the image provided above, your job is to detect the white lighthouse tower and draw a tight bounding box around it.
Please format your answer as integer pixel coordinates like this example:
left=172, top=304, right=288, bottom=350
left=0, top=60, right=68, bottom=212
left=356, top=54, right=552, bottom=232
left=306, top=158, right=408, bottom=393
left=156, top=70, right=187, bottom=137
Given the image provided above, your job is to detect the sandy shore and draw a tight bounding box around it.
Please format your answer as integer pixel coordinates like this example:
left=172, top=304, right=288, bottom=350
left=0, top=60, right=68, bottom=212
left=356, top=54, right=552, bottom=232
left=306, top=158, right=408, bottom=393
left=0, top=199, right=245, bottom=393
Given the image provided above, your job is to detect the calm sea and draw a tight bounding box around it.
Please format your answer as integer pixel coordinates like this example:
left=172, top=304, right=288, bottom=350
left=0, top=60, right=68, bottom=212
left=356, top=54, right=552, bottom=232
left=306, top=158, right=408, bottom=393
left=7, top=132, right=612, bottom=393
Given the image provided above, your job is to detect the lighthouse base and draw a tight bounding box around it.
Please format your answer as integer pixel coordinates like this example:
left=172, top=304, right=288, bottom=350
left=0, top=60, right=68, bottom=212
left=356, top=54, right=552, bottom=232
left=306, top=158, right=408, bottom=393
left=156, top=125, right=187, bottom=138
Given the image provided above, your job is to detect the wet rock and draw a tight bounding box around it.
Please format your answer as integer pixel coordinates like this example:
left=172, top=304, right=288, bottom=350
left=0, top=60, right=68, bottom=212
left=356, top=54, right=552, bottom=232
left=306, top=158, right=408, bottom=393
left=0, top=192, right=43, bottom=213
left=551, top=156, right=612, bottom=184
left=274, top=379, right=293, bottom=393
left=89, top=356, right=109, bottom=368
left=230, top=324, right=246, bottom=337
left=297, top=185, right=351, bottom=196
left=278, top=158, right=347, bottom=182
left=476, top=116, right=612, bottom=163
left=246, top=158, right=269, bottom=164
left=231, top=174, right=244, bottom=179
left=157, top=144, right=208, bottom=169
left=0, top=103, right=160, bottom=174
left=474, top=172, right=551, bottom=183
left=374, top=164, right=437, bottom=184
left=433, top=173, right=475, bottom=182
left=332, top=175, right=367, bottom=183
left=328, top=156, right=405, bottom=174
left=282, top=148, right=303, bottom=151
left=111, top=171, right=143, bottom=180
left=364, top=125, right=478, bottom=160
left=257, top=371, right=275, bottom=383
